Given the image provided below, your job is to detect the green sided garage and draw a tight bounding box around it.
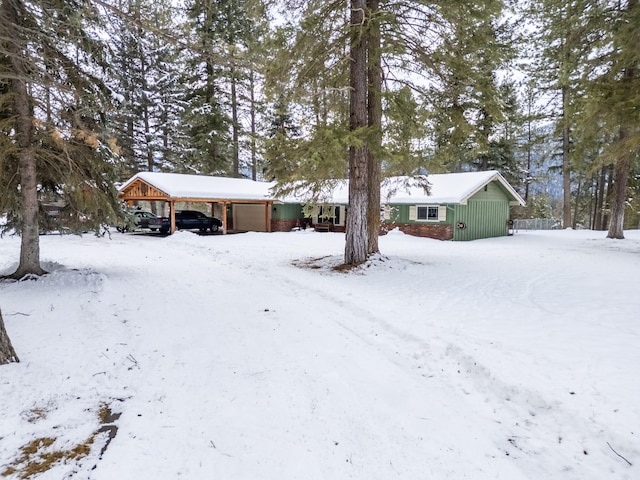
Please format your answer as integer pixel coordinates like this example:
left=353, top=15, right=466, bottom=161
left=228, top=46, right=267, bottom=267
left=381, top=170, right=525, bottom=241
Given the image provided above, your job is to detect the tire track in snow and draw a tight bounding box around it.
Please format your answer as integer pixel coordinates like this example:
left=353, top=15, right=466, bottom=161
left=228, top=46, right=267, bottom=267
left=134, top=235, right=636, bottom=479
left=244, top=259, right=634, bottom=479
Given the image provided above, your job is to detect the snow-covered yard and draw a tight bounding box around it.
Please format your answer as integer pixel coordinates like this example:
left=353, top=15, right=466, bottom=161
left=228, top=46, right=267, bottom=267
left=0, top=228, right=638, bottom=479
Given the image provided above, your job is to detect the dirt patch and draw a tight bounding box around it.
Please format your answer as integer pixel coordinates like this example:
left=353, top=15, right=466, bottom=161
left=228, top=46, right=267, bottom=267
left=291, top=256, right=335, bottom=270
left=292, top=254, right=398, bottom=274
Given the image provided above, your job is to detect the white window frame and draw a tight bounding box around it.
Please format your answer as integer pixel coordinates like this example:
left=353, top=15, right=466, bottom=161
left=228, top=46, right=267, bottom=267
left=410, top=205, right=446, bottom=222
left=316, top=205, right=345, bottom=226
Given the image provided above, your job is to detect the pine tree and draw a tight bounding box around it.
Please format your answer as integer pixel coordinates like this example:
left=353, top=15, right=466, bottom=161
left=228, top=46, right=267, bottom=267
left=517, top=80, right=550, bottom=204
left=345, top=0, right=369, bottom=264
left=262, top=1, right=351, bottom=194
left=0, top=0, right=122, bottom=279
left=488, top=79, right=522, bottom=188
left=429, top=1, right=514, bottom=175
left=180, top=0, right=264, bottom=177
left=181, top=0, right=233, bottom=174
left=107, top=0, right=186, bottom=177
left=365, top=0, right=382, bottom=254
left=210, top=0, right=254, bottom=175
left=595, top=0, right=639, bottom=239
left=527, top=0, right=593, bottom=228
left=528, top=0, right=640, bottom=236
left=263, top=97, right=301, bottom=181
left=383, top=87, right=429, bottom=176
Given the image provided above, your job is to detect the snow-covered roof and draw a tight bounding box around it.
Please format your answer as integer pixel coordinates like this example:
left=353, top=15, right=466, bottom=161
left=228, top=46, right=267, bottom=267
left=119, top=172, right=275, bottom=201
left=119, top=170, right=525, bottom=206
left=279, top=171, right=525, bottom=206
left=383, top=170, right=525, bottom=206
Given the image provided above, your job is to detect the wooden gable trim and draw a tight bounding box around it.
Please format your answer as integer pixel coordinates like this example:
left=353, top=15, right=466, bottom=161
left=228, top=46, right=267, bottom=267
left=119, top=178, right=169, bottom=201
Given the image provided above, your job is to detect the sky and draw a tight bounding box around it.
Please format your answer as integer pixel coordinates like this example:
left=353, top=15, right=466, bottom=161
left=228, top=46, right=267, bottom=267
left=0, top=227, right=638, bottom=479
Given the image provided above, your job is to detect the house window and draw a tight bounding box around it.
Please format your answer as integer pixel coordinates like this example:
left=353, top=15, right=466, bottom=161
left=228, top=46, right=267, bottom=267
left=410, top=205, right=446, bottom=222
left=417, top=206, right=439, bottom=221
left=318, top=205, right=342, bottom=225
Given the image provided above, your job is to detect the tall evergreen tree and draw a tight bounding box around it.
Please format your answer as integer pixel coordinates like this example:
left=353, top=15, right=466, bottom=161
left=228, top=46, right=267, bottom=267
left=383, top=87, right=429, bottom=176
left=429, top=1, right=513, bottom=175
left=488, top=79, right=522, bottom=188
left=180, top=0, right=263, bottom=176
left=594, top=0, right=639, bottom=239
left=527, top=0, right=592, bottom=228
left=181, top=0, right=233, bottom=174
left=108, top=0, right=186, bottom=177
left=366, top=0, right=382, bottom=255
left=528, top=0, right=640, bottom=235
left=263, top=1, right=351, bottom=194
left=0, top=0, right=122, bottom=279
left=212, top=0, right=254, bottom=175
left=263, top=97, right=301, bottom=181
left=517, top=80, right=549, bottom=204
left=345, top=0, right=369, bottom=264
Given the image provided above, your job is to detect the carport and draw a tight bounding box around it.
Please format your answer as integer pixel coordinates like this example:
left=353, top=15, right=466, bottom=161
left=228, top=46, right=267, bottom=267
left=118, top=172, right=275, bottom=234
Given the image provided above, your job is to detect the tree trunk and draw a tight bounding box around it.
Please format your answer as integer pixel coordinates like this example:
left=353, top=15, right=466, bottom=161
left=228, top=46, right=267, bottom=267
left=141, top=51, right=154, bottom=173
left=366, top=0, right=382, bottom=255
left=602, top=165, right=614, bottom=229
left=594, top=165, right=606, bottom=230
left=561, top=85, right=572, bottom=229
left=607, top=0, right=636, bottom=239
left=607, top=130, right=630, bottom=239
left=4, top=0, right=46, bottom=279
left=572, top=177, right=581, bottom=229
left=143, top=104, right=154, bottom=172
left=525, top=113, right=532, bottom=203
left=250, top=70, right=257, bottom=181
left=0, top=309, right=19, bottom=365
left=230, top=53, right=239, bottom=176
left=345, top=0, right=369, bottom=265
left=590, top=179, right=596, bottom=229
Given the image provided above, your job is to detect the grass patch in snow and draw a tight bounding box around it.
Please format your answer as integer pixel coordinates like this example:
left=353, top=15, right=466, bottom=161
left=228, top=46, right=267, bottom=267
left=1, top=436, right=94, bottom=479
left=1, top=404, right=121, bottom=479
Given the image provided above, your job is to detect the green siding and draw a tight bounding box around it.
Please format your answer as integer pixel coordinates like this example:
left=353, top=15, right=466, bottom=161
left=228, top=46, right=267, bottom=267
left=388, top=204, right=452, bottom=224
left=453, top=201, right=509, bottom=240
left=467, top=181, right=510, bottom=202
left=384, top=180, right=512, bottom=241
left=451, top=182, right=511, bottom=241
left=391, top=204, right=409, bottom=223
left=273, top=203, right=303, bottom=220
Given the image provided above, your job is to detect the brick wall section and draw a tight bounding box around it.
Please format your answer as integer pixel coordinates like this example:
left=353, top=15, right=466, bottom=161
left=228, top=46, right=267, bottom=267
left=381, top=223, right=453, bottom=240
left=271, top=219, right=300, bottom=232
left=272, top=219, right=451, bottom=239
left=270, top=219, right=346, bottom=232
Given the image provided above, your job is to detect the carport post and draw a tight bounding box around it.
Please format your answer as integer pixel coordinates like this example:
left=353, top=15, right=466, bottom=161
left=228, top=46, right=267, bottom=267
left=210, top=202, right=217, bottom=230
left=265, top=202, right=271, bottom=232
left=222, top=201, right=228, bottom=234
left=170, top=201, right=176, bottom=234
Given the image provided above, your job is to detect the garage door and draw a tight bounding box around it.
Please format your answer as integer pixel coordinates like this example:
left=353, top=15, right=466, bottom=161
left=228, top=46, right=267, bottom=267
left=233, top=204, right=270, bottom=232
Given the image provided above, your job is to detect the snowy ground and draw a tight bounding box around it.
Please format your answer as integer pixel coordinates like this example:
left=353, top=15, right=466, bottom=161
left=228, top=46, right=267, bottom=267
left=0, top=228, right=638, bottom=479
